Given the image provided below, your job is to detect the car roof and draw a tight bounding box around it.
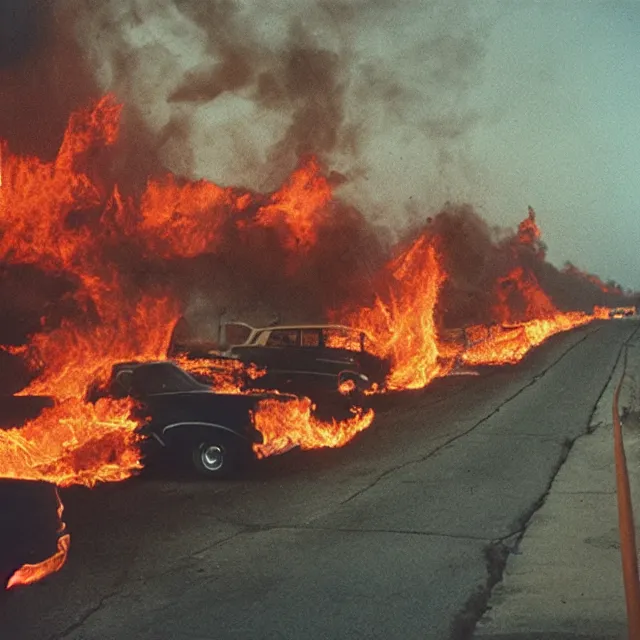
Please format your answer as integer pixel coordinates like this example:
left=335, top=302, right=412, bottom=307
left=252, top=324, right=361, bottom=332
left=112, top=360, right=179, bottom=371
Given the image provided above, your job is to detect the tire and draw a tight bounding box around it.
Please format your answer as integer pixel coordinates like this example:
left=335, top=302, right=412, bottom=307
left=191, top=438, right=240, bottom=479
left=346, top=387, right=366, bottom=409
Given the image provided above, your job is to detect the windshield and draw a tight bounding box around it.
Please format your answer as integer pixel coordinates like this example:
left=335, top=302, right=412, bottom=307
left=131, top=363, right=203, bottom=395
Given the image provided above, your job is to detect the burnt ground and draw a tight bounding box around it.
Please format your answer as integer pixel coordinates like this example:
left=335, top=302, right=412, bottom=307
left=0, top=320, right=636, bottom=639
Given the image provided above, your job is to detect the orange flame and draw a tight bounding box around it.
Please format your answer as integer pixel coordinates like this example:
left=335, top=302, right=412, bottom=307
left=252, top=397, right=374, bottom=459
left=460, top=312, right=593, bottom=367
left=6, top=534, right=71, bottom=590
left=1, top=94, right=180, bottom=403
left=0, top=97, right=176, bottom=587
left=19, top=296, right=178, bottom=401
left=516, top=205, right=543, bottom=254
left=459, top=256, right=601, bottom=366
left=338, top=379, right=356, bottom=395
left=0, top=96, right=121, bottom=270
left=0, top=398, right=141, bottom=487
left=492, top=267, right=557, bottom=325
left=336, top=234, right=447, bottom=391
left=255, top=156, right=332, bottom=252
left=138, top=175, right=244, bottom=259
left=175, top=356, right=265, bottom=394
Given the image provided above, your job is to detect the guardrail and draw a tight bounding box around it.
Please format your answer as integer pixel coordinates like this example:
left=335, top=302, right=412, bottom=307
left=612, top=346, right=640, bottom=639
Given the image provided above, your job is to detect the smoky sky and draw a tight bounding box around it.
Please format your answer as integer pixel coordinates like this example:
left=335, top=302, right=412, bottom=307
left=0, top=0, right=98, bottom=160
left=0, top=0, right=40, bottom=67
left=0, top=0, right=638, bottom=288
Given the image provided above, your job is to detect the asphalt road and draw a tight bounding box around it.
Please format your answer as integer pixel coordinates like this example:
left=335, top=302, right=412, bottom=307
left=0, top=320, right=637, bottom=640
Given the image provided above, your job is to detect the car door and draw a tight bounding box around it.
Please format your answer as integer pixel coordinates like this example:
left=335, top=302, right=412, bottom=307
left=235, top=328, right=300, bottom=391
left=287, top=328, right=335, bottom=395
left=319, top=328, right=361, bottom=375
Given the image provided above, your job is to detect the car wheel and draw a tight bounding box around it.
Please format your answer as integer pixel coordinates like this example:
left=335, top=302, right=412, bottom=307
left=192, top=440, right=236, bottom=478
left=347, top=387, right=366, bottom=408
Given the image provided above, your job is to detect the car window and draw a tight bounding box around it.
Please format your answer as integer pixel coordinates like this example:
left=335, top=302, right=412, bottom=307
left=266, top=329, right=299, bottom=347
left=114, top=370, right=134, bottom=396
left=223, top=323, right=253, bottom=347
left=130, top=363, right=201, bottom=395
left=301, top=329, right=321, bottom=347
left=323, top=328, right=362, bottom=351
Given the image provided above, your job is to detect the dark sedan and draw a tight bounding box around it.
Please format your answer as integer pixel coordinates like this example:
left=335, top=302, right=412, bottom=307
left=90, top=361, right=292, bottom=478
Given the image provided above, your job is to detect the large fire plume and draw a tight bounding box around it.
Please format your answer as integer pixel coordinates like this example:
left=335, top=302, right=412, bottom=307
left=333, top=235, right=448, bottom=390
left=0, top=96, right=633, bottom=587
left=0, top=96, right=383, bottom=585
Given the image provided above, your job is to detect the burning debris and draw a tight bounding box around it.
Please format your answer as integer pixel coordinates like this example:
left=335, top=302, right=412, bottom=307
left=6, top=488, right=70, bottom=589
left=0, top=96, right=635, bottom=588
left=252, top=397, right=374, bottom=459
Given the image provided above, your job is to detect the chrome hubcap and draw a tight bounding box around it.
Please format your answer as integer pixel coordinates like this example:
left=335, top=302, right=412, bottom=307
left=201, top=444, right=224, bottom=471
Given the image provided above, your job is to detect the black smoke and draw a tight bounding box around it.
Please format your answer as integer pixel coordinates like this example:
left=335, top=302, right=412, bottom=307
left=0, top=1, right=97, bottom=159
left=425, top=204, right=633, bottom=328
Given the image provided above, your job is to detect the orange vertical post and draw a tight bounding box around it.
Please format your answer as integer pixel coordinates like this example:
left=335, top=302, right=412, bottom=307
left=612, top=359, right=640, bottom=640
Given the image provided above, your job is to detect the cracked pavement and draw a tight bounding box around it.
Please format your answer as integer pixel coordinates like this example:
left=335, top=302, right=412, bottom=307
left=0, top=320, right=637, bottom=640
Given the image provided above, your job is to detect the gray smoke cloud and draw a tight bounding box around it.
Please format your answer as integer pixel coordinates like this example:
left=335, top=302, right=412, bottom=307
left=1, top=0, right=635, bottom=367
left=64, top=0, right=489, bottom=201
left=3, top=1, right=639, bottom=289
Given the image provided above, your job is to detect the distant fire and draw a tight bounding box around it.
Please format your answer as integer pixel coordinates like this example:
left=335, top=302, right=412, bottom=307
left=517, top=206, right=545, bottom=258
left=333, top=209, right=616, bottom=384
left=0, top=96, right=631, bottom=588
left=458, top=264, right=594, bottom=367
left=563, top=262, right=624, bottom=295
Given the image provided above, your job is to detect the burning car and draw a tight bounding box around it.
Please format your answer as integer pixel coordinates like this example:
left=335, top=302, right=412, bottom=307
left=88, top=361, right=293, bottom=478
left=178, top=324, right=390, bottom=408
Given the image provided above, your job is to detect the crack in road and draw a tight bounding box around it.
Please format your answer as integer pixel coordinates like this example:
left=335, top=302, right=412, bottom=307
left=186, top=529, right=246, bottom=559
left=52, top=589, right=122, bottom=640
left=236, top=522, right=493, bottom=542
left=450, top=439, right=575, bottom=640
left=49, top=528, right=248, bottom=640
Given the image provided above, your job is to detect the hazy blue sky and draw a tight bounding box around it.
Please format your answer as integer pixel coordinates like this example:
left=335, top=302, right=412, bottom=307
left=469, top=2, right=640, bottom=289
left=73, top=1, right=640, bottom=288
